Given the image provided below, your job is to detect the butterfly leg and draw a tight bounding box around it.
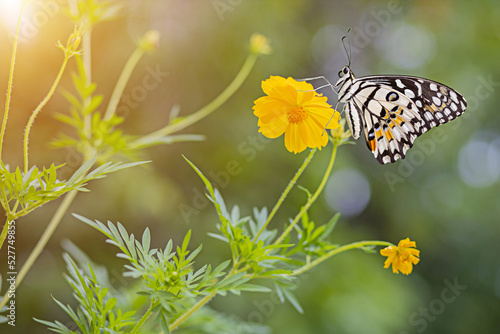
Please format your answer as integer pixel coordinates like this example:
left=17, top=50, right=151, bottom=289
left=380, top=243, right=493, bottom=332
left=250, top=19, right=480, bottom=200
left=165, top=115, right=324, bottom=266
left=296, top=76, right=337, bottom=94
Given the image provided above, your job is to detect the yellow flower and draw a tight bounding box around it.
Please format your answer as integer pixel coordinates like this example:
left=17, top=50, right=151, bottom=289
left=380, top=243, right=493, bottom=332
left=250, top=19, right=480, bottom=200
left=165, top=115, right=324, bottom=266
left=380, top=238, right=420, bottom=275
left=253, top=76, right=340, bottom=154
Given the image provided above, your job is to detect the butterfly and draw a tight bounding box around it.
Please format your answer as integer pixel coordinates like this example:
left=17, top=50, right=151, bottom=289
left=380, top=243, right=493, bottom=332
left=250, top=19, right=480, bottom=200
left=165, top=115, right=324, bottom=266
left=333, top=36, right=467, bottom=164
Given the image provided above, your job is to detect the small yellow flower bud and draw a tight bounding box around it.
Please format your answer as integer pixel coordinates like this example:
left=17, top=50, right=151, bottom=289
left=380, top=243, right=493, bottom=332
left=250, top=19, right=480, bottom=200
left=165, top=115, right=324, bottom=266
left=249, top=33, right=272, bottom=55
left=330, top=119, right=351, bottom=142
left=57, top=25, right=85, bottom=57
left=139, top=30, right=160, bottom=53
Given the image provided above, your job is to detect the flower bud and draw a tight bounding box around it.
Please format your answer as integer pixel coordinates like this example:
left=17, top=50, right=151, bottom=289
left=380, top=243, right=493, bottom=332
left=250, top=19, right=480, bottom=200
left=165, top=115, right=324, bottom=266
left=249, top=33, right=272, bottom=55
left=139, top=30, right=160, bottom=53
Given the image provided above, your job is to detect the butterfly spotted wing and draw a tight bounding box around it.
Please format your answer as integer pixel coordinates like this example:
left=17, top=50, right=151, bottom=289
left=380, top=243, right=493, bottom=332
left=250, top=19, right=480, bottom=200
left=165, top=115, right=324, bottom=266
left=335, top=67, right=467, bottom=164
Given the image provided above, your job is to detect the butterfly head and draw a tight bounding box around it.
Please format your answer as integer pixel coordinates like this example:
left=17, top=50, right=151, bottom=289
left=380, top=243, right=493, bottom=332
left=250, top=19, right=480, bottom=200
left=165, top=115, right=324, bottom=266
left=337, top=66, right=351, bottom=79
left=334, top=65, right=355, bottom=98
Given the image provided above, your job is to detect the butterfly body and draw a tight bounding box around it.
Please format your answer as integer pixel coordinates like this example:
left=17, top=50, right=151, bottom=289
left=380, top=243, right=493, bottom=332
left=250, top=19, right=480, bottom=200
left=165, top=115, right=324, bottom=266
left=335, top=66, right=467, bottom=164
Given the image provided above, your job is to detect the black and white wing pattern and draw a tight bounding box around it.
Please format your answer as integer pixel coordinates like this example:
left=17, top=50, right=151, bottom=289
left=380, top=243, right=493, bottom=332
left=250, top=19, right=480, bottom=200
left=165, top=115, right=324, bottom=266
left=335, top=67, right=467, bottom=164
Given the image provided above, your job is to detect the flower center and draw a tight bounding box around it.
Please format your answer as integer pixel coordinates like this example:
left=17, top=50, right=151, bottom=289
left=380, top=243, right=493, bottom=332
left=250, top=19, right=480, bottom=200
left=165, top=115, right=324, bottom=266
left=398, top=249, right=410, bottom=261
left=287, top=106, right=308, bottom=124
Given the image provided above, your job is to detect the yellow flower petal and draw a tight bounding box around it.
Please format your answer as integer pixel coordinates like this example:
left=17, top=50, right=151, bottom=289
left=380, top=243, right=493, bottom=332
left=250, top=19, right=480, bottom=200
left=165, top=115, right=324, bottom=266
left=325, top=111, right=341, bottom=130
left=258, top=114, right=288, bottom=138
left=285, top=124, right=307, bottom=153
left=286, top=77, right=315, bottom=105
left=261, top=76, right=297, bottom=106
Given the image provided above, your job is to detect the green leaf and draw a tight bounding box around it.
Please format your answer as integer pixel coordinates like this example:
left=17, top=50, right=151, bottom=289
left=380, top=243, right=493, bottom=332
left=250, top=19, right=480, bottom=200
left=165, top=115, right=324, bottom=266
left=182, top=230, right=192, bottom=253
left=212, top=272, right=247, bottom=290
left=264, top=244, right=294, bottom=250
left=212, top=260, right=231, bottom=276
left=233, top=284, right=271, bottom=292
left=320, top=213, right=340, bottom=241
left=51, top=296, right=80, bottom=328
left=65, top=158, right=96, bottom=187
left=142, top=227, right=151, bottom=253
left=186, top=244, right=202, bottom=263
left=85, top=95, right=104, bottom=115
left=86, top=161, right=150, bottom=180
left=132, top=134, right=205, bottom=149
left=298, top=185, right=312, bottom=199
left=33, top=318, right=76, bottom=334
left=160, top=311, right=171, bottom=334
left=282, top=288, right=303, bottom=314
left=60, top=87, right=83, bottom=110
left=207, top=232, right=228, bottom=242
left=183, top=155, right=215, bottom=198
left=256, top=269, right=294, bottom=276
left=53, top=112, right=78, bottom=127
left=103, top=297, right=117, bottom=314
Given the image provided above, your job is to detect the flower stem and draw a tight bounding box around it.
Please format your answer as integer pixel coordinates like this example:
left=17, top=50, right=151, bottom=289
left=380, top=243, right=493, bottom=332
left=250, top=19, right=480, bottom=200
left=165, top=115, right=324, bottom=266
left=0, top=187, right=80, bottom=310
left=103, top=47, right=145, bottom=121
left=82, top=28, right=92, bottom=138
left=23, top=54, right=71, bottom=174
left=0, top=1, right=28, bottom=160
left=130, top=299, right=159, bottom=334
left=274, top=140, right=339, bottom=245
left=130, top=53, right=257, bottom=148
left=0, top=219, right=14, bottom=253
left=252, top=149, right=316, bottom=243
left=165, top=260, right=252, bottom=332
left=168, top=291, right=217, bottom=332
left=290, top=240, right=393, bottom=277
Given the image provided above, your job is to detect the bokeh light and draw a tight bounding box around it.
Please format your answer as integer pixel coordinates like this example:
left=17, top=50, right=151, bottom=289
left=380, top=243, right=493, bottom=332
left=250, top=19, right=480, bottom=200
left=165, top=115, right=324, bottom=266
left=375, top=22, right=436, bottom=69
left=458, top=132, right=500, bottom=187
left=325, top=169, right=371, bottom=217
left=0, top=0, right=25, bottom=31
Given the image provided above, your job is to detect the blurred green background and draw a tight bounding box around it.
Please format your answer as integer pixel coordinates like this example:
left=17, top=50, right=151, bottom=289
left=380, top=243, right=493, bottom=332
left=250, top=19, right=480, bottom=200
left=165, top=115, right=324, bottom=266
left=0, top=0, right=499, bottom=333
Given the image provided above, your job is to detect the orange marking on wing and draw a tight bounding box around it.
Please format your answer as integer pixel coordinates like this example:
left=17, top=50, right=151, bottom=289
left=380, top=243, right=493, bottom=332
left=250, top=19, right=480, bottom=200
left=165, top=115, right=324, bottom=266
left=392, top=114, right=404, bottom=126
left=369, top=139, right=376, bottom=152
left=385, top=128, right=394, bottom=141
left=430, top=104, right=440, bottom=112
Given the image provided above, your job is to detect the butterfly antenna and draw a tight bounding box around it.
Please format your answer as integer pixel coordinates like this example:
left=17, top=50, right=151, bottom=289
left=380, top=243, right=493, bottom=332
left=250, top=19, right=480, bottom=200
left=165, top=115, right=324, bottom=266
left=342, top=28, right=352, bottom=67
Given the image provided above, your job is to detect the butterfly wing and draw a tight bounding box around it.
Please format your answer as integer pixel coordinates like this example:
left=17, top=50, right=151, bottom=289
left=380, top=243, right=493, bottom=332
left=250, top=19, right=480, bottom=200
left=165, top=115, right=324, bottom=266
left=348, top=75, right=467, bottom=164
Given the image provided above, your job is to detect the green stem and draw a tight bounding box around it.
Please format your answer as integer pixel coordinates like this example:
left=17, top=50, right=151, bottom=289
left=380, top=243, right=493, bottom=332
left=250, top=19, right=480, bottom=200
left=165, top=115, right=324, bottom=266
left=82, top=28, right=92, bottom=138
left=165, top=260, right=250, bottom=332
left=130, top=53, right=257, bottom=148
left=82, top=28, right=91, bottom=83
left=0, top=187, right=80, bottom=310
left=274, top=140, right=340, bottom=245
left=130, top=299, right=159, bottom=334
left=0, top=1, right=28, bottom=159
left=0, top=219, right=14, bottom=252
left=0, top=183, right=12, bottom=217
left=23, top=55, right=71, bottom=174
left=103, top=47, right=145, bottom=121
left=168, top=291, right=217, bottom=332
left=290, top=240, right=393, bottom=277
left=252, top=149, right=316, bottom=243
